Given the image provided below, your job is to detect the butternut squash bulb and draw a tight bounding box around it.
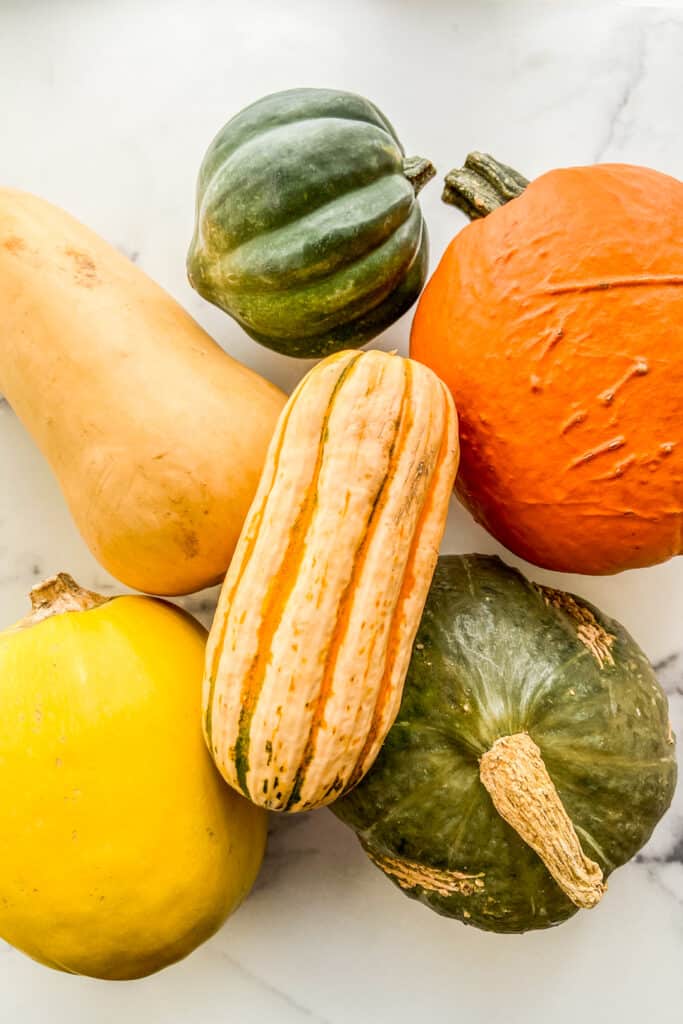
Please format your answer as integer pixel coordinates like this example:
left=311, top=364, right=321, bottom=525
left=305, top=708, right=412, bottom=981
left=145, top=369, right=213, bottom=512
left=0, top=190, right=285, bottom=595
left=204, top=349, right=459, bottom=811
left=0, top=574, right=267, bottom=980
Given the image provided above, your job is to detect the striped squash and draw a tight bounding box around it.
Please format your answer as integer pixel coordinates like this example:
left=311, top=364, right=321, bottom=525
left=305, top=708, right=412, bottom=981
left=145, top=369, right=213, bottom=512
left=203, top=349, right=459, bottom=811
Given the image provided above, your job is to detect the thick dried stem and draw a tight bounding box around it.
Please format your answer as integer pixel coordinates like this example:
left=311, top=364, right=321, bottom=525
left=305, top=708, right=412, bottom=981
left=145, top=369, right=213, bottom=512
left=479, top=732, right=606, bottom=909
left=26, top=573, right=109, bottom=625
left=442, top=152, right=529, bottom=219
left=402, top=156, right=437, bottom=196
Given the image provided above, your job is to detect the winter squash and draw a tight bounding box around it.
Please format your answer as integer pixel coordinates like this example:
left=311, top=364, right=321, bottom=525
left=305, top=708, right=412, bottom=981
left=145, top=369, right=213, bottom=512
left=188, top=88, right=434, bottom=358
left=204, top=349, right=458, bottom=811
left=410, top=153, right=683, bottom=574
left=333, top=554, right=677, bottom=933
left=0, top=189, right=285, bottom=595
left=0, top=574, right=266, bottom=979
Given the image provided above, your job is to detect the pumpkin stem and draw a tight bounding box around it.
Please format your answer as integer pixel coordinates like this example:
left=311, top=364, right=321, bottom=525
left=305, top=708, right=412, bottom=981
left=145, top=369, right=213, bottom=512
left=442, top=152, right=529, bottom=219
left=402, top=156, right=437, bottom=196
left=27, top=573, right=110, bottom=624
left=479, top=732, right=606, bottom=909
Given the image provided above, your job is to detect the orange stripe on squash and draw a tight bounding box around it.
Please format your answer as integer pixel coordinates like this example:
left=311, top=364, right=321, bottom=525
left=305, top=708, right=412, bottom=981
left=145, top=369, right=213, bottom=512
left=350, top=380, right=457, bottom=787
left=284, top=363, right=410, bottom=809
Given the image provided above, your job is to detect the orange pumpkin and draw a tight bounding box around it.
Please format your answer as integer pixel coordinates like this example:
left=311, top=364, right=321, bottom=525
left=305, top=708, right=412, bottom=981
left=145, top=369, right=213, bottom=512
left=411, top=153, right=683, bottom=574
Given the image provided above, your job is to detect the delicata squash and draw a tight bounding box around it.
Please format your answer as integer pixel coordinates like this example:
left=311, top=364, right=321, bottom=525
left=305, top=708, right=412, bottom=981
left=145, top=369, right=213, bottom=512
left=204, top=349, right=459, bottom=811
left=0, top=189, right=285, bottom=595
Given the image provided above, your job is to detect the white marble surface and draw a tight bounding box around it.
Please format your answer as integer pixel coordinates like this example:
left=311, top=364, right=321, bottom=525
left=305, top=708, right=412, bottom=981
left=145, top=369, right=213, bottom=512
left=1, top=0, right=682, bottom=1019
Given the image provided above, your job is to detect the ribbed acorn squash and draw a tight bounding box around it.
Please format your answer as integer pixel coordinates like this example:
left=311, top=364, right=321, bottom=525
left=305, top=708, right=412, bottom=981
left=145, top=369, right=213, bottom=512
left=188, top=88, right=434, bottom=358
left=333, top=555, right=677, bottom=933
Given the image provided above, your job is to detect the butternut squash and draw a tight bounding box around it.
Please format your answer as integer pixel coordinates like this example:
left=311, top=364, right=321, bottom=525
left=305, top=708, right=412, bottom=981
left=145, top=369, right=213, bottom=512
left=204, top=349, right=459, bottom=811
left=0, top=190, right=285, bottom=595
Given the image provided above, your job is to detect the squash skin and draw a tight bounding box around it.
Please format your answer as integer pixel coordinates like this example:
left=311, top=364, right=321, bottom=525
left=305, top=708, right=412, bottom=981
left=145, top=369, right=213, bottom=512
left=204, top=349, right=459, bottom=811
left=411, top=163, right=683, bottom=574
left=333, top=555, right=677, bottom=933
left=188, top=88, right=430, bottom=358
left=0, top=579, right=266, bottom=979
left=0, top=189, right=286, bottom=595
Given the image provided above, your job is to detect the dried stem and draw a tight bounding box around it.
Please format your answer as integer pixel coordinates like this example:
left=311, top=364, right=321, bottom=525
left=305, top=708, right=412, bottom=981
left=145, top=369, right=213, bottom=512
left=26, top=573, right=109, bottom=624
left=402, top=156, right=437, bottom=196
left=442, top=152, right=529, bottom=219
left=480, top=732, right=606, bottom=909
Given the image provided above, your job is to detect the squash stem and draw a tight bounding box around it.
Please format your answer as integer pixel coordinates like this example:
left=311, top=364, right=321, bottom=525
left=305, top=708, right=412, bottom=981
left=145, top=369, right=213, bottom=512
left=27, top=573, right=109, bottom=624
left=402, top=156, right=437, bottom=196
left=479, top=732, right=606, bottom=909
left=442, top=152, right=529, bottom=219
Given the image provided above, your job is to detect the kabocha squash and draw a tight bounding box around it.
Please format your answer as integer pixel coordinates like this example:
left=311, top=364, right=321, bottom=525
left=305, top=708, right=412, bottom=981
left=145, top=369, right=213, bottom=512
left=333, top=555, right=677, bottom=933
left=410, top=154, right=683, bottom=574
left=0, top=189, right=285, bottom=595
left=0, top=574, right=266, bottom=980
left=188, top=88, right=434, bottom=358
left=204, top=349, right=458, bottom=811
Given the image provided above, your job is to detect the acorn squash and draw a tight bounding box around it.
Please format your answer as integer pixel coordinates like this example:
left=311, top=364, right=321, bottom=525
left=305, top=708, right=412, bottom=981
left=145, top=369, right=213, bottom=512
left=188, top=88, right=434, bottom=358
left=333, top=554, right=677, bottom=932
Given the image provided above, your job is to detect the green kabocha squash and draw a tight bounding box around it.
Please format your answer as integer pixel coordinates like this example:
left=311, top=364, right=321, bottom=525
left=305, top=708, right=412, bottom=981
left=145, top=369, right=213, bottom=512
left=333, top=555, right=677, bottom=933
left=187, top=88, right=434, bottom=358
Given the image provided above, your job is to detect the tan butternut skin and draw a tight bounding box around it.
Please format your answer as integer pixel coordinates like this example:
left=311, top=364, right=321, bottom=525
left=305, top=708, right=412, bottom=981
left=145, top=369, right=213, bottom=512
left=0, top=189, right=286, bottom=595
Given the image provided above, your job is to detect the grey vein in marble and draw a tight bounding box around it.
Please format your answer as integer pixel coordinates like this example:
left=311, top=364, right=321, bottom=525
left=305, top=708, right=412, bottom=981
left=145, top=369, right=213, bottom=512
left=594, top=18, right=649, bottom=162
left=217, top=951, right=331, bottom=1024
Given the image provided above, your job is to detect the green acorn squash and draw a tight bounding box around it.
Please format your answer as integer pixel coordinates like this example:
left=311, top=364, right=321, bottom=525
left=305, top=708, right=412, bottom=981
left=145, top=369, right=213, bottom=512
left=187, top=88, right=434, bottom=358
left=333, top=555, right=677, bottom=933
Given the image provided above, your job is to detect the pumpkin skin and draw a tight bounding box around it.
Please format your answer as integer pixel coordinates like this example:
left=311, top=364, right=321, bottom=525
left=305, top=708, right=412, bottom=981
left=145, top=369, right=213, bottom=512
left=410, top=161, right=683, bottom=574
left=188, top=88, right=431, bottom=358
left=333, top=555, right=677, bottom=933
left=204, top=349, right=458, bottom=811
left=0, top=189, right=285, bottom=595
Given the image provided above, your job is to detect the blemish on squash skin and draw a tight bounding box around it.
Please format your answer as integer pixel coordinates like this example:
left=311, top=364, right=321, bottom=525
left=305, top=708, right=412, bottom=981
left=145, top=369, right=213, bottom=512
left=595, top=454, right=637, bottom=481
left=532, top=327, right=565, bottom=362
left=598, top=359, right=649, bottom=406
left=2, top=235, right=26, bottom=253
left=177, top=524, right=200, bottom=558
left=365, top=847, right=485, bottom=898
left=560, top=410, right=587, bottom=435
left=64, top=247, right=99, bottom=287
left=539, top=586, right=615, bottom=668
left=568, top=435, right=625, bottom=470
left=545, top=274, right=683, bottom=296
